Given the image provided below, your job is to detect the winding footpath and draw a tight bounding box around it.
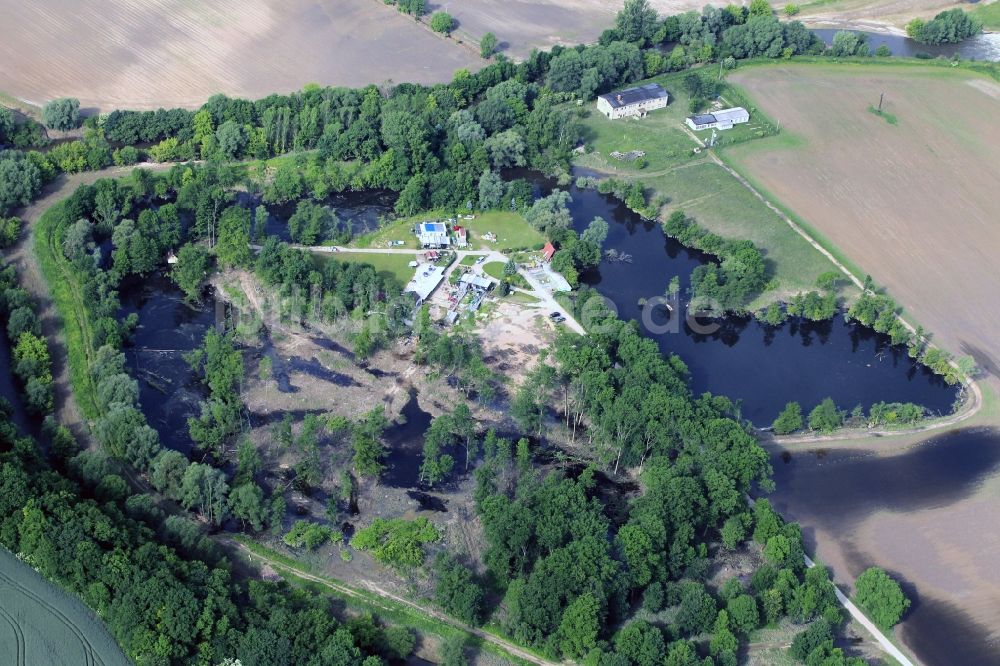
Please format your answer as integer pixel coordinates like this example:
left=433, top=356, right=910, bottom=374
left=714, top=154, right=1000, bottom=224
left=223, top=539, right=559, bottom=666
left=803, top=554, right=914, bottom=666
left=9, top=163, right=174, bottom=442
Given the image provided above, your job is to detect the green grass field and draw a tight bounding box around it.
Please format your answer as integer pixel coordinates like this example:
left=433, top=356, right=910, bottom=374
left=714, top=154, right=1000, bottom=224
left=635, top=157, right=850, bottom=306
left=482, top=261, right=529, bottom=288
left=505, top=291, right=541, bottom=305
left=315, top=251, right=416, bottom=288
left=352, top=209, right=543, bottom=252
left=0, top=547, right=131, bottom=666
left=34, top=202, right=101, bottom=418
left=573, top=69, right=779, bottom=176
left=574, top=71, right=703, bottom=174
left=460, top=210, right=545, bottom=250
left=971, top=1, right=1000, bottom=30
left=352, top=217, right=420, bottom=249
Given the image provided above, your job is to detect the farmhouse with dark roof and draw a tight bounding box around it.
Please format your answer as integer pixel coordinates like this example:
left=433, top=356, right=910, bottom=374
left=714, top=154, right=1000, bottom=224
left=596, top=83, right=669, bottom=120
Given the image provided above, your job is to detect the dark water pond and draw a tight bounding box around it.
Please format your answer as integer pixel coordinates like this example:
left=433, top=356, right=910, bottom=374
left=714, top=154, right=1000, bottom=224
left=238, top=190, right=396, bottom=244
left=769, top=428, right=1000, bottom=666
left=0, top=332, right=30, bottom=433
left=119, top=274, right=221, bottom=455
left=811, top=28, right=1000, bottom=61
left=381, top=392, right=477, bottom=492
left=523, top=171, right=958, bottom=424
left=382, top=392, right=435, bottom=488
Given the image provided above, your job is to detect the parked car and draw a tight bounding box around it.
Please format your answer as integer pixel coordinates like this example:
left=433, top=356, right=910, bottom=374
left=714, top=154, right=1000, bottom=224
left=549, top=311, right=561, bottom=318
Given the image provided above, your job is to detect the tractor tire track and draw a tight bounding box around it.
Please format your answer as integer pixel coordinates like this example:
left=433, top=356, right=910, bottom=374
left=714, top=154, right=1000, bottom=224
left=0, top=603, right=26, bottom=666
left=0, top=571, right=100, bottom=666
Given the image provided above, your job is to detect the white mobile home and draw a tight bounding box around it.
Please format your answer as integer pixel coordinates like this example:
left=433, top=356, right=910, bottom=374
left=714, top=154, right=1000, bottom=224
left=597, top=84, right=669, bottom=120
left=685, top=107, right=750, bottom=131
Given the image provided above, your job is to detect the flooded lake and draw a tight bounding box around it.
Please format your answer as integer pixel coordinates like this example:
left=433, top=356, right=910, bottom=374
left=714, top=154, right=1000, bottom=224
left=769, top=428, right=1000, bottom=666
left=119, top=274, right=220, bottom=455
left=523, top=172, right=959, bottom=424
left=239, top=190, right=397, bottom=244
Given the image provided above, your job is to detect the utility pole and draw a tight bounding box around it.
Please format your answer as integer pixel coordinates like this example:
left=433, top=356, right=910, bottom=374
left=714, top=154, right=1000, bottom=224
left=878, top=92, right=885, bottom=112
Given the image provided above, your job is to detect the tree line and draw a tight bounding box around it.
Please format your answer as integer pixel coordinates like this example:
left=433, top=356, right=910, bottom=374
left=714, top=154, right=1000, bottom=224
left=0, top=414, right=420, bottom=665
left=907, top=8, right=983, bottom=45
left=1, top=0, right=929, bottom=225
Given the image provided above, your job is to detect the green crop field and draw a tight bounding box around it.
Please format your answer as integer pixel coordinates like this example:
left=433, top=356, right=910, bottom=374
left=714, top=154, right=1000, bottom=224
left=0, top=548, right=130, bottom=666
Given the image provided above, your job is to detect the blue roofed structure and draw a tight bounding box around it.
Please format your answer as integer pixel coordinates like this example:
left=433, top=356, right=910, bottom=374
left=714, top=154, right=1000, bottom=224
left=417, top=221, right=449, bottom=247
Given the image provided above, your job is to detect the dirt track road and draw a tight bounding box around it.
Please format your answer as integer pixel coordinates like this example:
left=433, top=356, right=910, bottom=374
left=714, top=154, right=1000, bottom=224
left=225, top=539, right=560, bottom=666
left=8, top=163, right=174, bottom=441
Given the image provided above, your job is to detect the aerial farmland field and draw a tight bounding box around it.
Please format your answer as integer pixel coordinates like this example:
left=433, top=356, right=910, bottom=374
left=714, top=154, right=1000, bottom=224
left=0, top=548, right=130, bottom=666
left=0, top=0, right=481, bottom=110
left=724, top=62, right=1000, bottom=376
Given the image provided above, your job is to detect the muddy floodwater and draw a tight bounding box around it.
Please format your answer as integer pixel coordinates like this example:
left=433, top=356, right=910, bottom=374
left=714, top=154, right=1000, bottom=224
left=769, top=428, right=1000, bottom=666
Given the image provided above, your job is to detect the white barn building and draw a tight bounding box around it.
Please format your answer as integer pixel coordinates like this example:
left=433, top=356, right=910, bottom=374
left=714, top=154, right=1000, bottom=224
left=596, top=84, right=669, bottom=120
left=685, top=107, right=750, bottom=131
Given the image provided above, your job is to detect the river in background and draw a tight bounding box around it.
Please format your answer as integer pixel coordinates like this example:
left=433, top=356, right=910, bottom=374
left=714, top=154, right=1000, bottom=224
left=769, top=428, right=1000, bottom=666
left=811, top=29, right=1000, bottom=61
left=520, top=171, right=959, bottom=424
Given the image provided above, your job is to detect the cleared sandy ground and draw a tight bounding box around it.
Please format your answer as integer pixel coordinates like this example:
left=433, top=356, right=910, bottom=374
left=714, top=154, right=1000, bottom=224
left=726, top=64, right=1000, bottom=380
left=0, top=0, right=480, bottom=110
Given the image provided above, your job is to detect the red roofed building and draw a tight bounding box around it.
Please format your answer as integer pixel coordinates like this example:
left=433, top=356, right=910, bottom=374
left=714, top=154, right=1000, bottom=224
left=541, top=242, right=556, bottom=262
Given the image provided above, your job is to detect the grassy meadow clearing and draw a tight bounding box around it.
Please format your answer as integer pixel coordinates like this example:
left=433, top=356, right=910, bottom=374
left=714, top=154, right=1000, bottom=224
left=572, top=69, right=847, bottom=307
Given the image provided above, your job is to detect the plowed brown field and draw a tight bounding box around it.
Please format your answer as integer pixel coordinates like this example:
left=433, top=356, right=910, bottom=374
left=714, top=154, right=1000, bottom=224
left=0, top=0, right=481, bottom=110
left=726, top=63, right=1000, bottom=379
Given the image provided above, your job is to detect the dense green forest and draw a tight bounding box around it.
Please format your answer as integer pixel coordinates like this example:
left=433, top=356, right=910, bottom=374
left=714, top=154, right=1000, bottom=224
left=0, top=414, right=423, bottom=666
